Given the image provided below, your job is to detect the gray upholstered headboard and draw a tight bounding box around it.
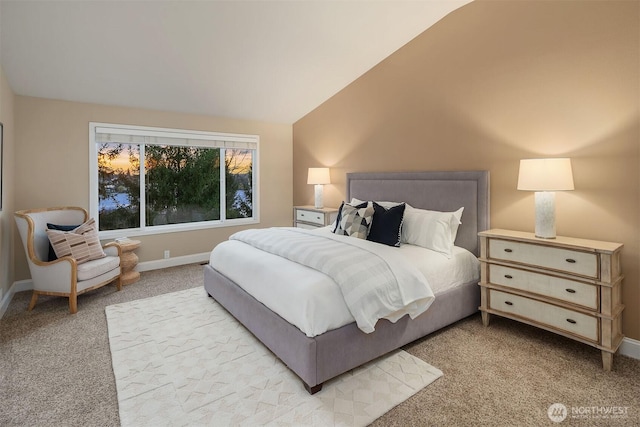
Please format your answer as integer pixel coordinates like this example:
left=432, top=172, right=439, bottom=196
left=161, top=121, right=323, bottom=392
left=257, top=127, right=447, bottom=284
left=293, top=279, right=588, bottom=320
left=346, top=171, right=490, bottom=256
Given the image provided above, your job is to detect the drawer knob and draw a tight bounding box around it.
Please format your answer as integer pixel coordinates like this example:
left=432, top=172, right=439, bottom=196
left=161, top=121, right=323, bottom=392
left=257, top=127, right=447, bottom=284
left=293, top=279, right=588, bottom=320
left=565, top=288, right=576, bottom=294
left=504, top=274, right=513, bottom=279
left=566, top=319, right=577, bottom=324
left=505, top=301, right=514, bottom=306
left=504, top=248, right=513, bottom=253
left=566, top=258, right=576, bottom=263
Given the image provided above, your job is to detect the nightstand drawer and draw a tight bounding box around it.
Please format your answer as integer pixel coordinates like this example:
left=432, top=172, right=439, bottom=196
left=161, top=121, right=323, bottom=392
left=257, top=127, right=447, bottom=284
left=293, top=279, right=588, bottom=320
left=489, top=264, right=598, bottom=310
left=296, top=209, right=325, bottom=225
left=489, top=290, right=599, bottom=342
left=489, top=239, right=598, bottom=279
left=295, top=222, right=318, bottom=230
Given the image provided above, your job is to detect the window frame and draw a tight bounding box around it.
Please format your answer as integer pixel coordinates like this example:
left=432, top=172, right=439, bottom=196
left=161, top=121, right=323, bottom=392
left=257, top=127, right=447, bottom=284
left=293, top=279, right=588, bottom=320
left=89, top=122, right=259, bottom=239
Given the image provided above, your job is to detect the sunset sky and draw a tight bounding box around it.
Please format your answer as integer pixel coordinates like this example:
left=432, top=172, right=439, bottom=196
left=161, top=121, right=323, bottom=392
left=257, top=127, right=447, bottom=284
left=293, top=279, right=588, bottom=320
left=101, top=143, right=252, bottom=175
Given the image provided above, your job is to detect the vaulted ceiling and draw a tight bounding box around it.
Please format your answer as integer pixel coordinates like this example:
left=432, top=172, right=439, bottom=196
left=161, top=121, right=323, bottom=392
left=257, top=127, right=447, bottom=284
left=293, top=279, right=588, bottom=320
left=0, top=0, right=470, bottom=124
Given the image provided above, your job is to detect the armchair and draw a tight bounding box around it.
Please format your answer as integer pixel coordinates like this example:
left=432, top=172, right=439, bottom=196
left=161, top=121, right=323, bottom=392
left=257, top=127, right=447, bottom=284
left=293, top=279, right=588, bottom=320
left=15, top=207, right=122, bottom=314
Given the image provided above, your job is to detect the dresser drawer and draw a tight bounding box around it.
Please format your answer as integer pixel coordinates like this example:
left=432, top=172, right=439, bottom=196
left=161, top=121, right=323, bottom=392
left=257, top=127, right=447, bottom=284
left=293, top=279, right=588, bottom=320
left=296, top=209, right=325, bottom=226
left=489, top=264, right=598, bottom=310
left=489, top=239, right=598, bottom=279
left=489, top=290, right=598, bottom=342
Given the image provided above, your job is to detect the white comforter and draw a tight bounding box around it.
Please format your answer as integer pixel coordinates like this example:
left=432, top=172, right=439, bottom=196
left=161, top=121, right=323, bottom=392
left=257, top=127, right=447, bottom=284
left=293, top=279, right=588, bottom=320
left=210, top=227, right=480, bottom=337
left=229, top=227, right=435, bottom=334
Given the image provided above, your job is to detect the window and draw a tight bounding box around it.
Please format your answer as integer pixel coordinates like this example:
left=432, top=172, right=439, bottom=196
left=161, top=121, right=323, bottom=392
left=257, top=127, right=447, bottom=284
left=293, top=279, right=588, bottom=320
left=90, top=123, right=259, bottom=238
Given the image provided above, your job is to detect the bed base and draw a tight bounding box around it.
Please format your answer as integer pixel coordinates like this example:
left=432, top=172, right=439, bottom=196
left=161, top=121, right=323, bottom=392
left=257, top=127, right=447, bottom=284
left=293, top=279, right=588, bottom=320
left=204, top=264, right=480, bottom=393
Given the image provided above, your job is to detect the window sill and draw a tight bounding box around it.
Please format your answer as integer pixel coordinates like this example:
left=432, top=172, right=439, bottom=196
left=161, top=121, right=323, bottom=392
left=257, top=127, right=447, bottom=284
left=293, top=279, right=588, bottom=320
left=98, top=217, right=259, bottom=240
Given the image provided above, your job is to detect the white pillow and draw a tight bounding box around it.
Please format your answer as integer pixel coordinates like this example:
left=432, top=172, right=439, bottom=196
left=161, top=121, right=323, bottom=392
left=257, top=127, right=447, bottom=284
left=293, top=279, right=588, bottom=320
left=350, top=198, right=402, bottom=209
left=449, top=207, right=464, bottom=240
left=401, top=206, right=464, bottom=258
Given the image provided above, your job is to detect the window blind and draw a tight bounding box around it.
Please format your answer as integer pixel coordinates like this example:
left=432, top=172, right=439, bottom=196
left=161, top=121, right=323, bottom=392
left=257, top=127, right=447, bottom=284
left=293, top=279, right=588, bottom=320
left=94, top=126, right=258, bottom=150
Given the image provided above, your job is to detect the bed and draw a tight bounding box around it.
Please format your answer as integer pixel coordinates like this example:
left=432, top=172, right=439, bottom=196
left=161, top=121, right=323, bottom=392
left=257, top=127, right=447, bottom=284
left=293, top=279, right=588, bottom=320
left=204, top=170, right=490, bottom=393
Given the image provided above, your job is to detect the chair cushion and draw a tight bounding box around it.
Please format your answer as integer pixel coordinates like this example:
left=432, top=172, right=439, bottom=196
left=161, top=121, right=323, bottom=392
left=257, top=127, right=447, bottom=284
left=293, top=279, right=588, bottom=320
left=77, top=256, right=120, bottom=281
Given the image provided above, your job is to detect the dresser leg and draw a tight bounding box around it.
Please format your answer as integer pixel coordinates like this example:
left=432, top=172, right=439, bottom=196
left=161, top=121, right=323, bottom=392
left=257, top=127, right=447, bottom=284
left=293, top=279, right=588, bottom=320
left=481, top=311, right=490, bottom=326
left=601, top=351, right=613, bottom=371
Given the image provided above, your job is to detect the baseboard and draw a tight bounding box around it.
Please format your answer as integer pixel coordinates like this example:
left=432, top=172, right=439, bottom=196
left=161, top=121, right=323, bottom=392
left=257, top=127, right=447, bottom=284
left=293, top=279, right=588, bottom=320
left=619, top=337, right=640, bottom=360
left=136, top=252, right=210, bottom=272
left=0, top=279, right=34, bottom=319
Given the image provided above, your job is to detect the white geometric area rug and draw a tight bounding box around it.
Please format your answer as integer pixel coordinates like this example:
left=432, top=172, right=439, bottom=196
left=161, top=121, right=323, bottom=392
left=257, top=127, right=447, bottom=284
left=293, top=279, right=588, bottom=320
left=106, top=287, right=443, bottom=427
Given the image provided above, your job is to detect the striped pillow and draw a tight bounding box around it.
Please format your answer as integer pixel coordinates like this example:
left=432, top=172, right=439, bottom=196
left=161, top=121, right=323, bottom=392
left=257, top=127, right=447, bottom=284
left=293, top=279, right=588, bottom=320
left=46, top=218, right=106, bottom=264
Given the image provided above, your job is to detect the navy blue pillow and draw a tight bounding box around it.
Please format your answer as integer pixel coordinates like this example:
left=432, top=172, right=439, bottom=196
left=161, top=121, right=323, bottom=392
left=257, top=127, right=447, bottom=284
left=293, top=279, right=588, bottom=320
left=46, top=223, right=80, bottom=261
left=367, top=202, right=406, bottom=247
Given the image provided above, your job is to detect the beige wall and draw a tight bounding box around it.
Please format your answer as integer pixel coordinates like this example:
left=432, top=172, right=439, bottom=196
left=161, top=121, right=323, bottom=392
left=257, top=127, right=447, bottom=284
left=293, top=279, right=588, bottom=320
left=0, top=65, right=16, bottom=302
left=14, top=96, right=292, bottom=280
left=293, top=1, right=640, bottom=340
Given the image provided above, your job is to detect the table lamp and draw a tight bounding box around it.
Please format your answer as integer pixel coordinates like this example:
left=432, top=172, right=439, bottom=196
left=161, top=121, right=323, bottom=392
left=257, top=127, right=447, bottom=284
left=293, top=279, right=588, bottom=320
left=517, top=158, right=574, bottom=239
left=307, top=167, right=330, bottom=209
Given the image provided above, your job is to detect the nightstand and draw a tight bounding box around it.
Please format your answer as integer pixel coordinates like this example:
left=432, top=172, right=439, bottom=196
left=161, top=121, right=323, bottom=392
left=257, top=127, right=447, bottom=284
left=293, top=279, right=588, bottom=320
left=293, top=206, right=338, bottom=229
left=478, top=229, right=624, bottom=371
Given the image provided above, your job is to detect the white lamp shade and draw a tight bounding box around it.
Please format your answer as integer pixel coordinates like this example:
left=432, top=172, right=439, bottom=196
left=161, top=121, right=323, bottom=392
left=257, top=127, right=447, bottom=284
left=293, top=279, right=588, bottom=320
left=517, top=158, right=574, bottom=239
left=517, top=158, right=574, bottom=191
left=307, top=167, right=331, bottom=185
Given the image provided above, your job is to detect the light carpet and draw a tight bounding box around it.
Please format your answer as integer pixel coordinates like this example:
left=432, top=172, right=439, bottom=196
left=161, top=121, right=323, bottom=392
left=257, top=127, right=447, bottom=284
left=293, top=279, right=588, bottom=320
left=106, top=287, right=443, bottom=426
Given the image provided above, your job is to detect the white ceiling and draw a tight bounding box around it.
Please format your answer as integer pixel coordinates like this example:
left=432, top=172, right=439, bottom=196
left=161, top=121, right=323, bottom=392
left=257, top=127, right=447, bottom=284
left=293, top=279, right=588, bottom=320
left=0, top=0, right=470, bottom=124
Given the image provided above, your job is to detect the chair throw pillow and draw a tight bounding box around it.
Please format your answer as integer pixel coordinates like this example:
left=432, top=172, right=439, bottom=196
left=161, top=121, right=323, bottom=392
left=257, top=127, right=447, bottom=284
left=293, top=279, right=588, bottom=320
left=333, top=201, right=374, bottom=239
left=46, top=223, right=80, bottom=261
left=46, top=218, right=106, bottom=265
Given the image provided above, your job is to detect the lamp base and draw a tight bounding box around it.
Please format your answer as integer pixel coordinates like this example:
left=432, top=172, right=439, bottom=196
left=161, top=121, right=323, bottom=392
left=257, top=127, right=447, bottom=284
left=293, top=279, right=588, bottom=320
left=534, top=191, right=556, bottom=239
left=314, top=184, right=324, bottom=209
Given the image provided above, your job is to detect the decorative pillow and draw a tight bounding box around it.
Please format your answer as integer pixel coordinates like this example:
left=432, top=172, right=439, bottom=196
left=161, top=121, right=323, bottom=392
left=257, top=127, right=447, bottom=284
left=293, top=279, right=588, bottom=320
left=46, top=218, right=106, bottom=264
left=333, top=202, right=374, bottom=239
left=46, top=223, right=80, bottom=261
left=367, top=202, right=406, bottom=247
left=401, top=206, right=464, bottom=258
left=332, top=201, right=368, bottom=233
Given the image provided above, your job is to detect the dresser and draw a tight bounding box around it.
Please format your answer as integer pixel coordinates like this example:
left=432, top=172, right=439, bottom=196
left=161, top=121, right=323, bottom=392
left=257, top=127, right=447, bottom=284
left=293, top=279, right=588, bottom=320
left=478, top=229, right=624, bottom=371
left=293, top=206, right=338, bottom=229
